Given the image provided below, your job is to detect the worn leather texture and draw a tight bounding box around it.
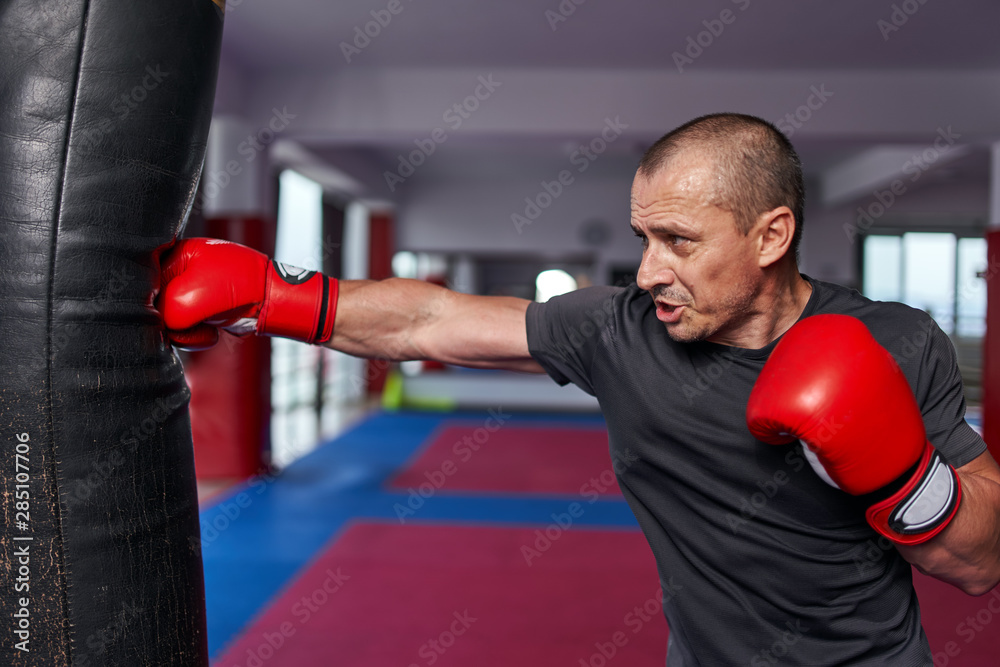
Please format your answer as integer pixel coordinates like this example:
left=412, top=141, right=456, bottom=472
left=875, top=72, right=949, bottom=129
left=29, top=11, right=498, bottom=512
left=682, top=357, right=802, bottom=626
left=0, top=1, right=223, bottom=664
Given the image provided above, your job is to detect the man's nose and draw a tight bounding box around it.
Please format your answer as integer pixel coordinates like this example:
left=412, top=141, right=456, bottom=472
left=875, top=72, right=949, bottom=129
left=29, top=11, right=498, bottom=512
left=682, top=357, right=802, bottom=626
left=636, top=247, right=674, bottom=292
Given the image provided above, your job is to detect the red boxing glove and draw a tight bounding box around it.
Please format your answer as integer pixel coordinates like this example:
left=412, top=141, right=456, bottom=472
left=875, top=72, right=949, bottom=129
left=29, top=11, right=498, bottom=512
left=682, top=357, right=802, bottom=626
left=157, top=238, right=339, bottom=350
left=746, top=314, right=961, bottom=545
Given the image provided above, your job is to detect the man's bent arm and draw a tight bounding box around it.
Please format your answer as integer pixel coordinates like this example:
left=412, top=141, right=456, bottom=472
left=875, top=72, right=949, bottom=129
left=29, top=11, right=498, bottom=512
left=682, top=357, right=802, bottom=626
left=898, top=450, right=1000, bottom=595
left=328, top=278, right=545, bottom=373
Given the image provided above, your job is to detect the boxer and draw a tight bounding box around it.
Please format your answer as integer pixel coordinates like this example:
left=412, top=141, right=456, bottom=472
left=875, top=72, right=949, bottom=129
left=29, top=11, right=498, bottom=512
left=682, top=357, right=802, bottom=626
left=159, top=113, right=1000, bottom=665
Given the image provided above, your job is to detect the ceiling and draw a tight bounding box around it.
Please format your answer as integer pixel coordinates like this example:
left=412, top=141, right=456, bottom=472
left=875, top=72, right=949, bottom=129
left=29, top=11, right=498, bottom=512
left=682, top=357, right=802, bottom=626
left=214, top=1, right=999, bottom=206
left=221, top=0, right=1000, bottom=72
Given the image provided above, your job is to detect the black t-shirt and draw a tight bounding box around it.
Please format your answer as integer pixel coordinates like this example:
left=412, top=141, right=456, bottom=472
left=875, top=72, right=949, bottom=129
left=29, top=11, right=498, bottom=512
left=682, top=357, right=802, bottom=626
left=525, top=277, right=986, bottom=666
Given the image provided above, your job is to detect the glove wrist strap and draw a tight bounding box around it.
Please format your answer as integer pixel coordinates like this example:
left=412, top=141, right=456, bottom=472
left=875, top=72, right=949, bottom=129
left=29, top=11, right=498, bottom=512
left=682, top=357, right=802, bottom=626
left=865, top=442, right=962, bottom=545
left=258, top=261, right=339, bottom=344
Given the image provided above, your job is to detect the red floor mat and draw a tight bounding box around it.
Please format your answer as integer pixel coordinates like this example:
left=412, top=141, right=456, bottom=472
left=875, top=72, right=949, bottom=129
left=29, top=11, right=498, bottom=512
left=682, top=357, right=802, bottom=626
left=914, top=571, right=1000, bottom=666
left=388, top=425, right=622, bottom=496
left=214, top=523, right=666, bottom=667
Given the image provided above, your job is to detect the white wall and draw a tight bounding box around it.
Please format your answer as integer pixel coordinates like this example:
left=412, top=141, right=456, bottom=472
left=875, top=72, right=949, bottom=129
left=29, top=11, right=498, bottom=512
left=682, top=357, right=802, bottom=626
left=396, top=154, right=639, bottom=273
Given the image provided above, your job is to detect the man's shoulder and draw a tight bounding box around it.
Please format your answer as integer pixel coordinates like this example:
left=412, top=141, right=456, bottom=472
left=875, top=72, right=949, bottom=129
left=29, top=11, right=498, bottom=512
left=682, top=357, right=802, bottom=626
left=539, top=283, right=647, bottom=316
left=811, top=278, right=933, bottom=329
left=809, top=278, right=944, bottom=365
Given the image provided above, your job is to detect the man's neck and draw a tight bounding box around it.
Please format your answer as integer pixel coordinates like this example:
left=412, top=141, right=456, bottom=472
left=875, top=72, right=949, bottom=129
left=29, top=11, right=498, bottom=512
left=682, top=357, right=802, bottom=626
left=709, top=269, right=813, bottom=350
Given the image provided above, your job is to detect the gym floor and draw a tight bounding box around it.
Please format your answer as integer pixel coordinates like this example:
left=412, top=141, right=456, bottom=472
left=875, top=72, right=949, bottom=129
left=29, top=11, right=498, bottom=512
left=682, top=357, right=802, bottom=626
left=199, top=409, right=997, bottom=666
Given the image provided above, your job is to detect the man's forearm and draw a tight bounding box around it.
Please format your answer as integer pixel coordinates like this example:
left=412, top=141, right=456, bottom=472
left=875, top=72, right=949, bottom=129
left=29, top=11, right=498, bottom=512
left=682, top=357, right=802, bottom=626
left=324, top=277, right=542, bottom=372
left=325, top=278, right=456, bottom=361
left=899, top=466, right=1000, bottom=595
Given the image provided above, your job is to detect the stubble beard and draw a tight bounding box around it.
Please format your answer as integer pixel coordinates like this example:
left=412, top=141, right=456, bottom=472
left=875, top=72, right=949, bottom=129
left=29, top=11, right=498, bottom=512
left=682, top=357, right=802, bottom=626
left=662, top=277, right=760, bottom=344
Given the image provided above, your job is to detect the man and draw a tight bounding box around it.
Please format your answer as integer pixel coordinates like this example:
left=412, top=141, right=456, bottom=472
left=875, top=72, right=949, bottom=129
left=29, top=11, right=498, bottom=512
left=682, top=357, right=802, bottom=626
left=160, top=113, right=1000, bottom=664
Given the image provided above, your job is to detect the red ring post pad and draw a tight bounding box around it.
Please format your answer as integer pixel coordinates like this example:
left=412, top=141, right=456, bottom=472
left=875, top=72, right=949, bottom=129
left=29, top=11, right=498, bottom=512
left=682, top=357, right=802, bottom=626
left=0, top=1, right=222, bottom=664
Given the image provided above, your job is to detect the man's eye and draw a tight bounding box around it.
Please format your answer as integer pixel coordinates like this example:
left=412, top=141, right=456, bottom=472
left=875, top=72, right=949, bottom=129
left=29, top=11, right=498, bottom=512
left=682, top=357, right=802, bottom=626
left=670, top=235, right=689, bottom=246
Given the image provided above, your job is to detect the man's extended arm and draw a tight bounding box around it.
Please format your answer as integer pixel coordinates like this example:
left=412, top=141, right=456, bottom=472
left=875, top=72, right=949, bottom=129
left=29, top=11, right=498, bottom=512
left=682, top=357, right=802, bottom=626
left=158, top=238, right=544, bottom=373
left=898, top=451, right=1000, bottom=596
left=327, top=278, right=544, bottom=372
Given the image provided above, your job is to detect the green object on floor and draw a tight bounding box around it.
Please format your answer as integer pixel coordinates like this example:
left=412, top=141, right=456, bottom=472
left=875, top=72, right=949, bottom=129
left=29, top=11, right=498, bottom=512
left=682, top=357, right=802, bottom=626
left=381, top=370, right=456, bottom=412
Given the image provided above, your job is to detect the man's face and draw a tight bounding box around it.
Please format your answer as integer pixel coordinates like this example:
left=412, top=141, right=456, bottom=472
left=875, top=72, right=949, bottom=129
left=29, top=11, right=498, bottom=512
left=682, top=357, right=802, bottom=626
left=630, top=154, right=763, bottom=344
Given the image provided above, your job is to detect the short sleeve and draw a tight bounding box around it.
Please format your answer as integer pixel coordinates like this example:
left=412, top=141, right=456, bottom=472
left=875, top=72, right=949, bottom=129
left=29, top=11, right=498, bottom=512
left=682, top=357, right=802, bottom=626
left=914, top=314, right=987, bottom=469
left=525, top=286, right=620, bottom=396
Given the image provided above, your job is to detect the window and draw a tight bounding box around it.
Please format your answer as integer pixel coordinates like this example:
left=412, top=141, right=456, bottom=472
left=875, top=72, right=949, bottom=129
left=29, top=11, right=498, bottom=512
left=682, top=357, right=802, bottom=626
left=956, top=237, right=988, bottom=337
left=862, top=231, right=987, bottom=338
left=535, top=269, right=578, bottom=303
left=271, top=170, right=325, bottom=468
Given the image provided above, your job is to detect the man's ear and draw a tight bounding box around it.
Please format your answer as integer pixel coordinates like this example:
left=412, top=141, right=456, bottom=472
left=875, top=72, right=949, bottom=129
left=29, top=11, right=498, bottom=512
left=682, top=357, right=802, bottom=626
left=757, top=207, right=796, bottom=268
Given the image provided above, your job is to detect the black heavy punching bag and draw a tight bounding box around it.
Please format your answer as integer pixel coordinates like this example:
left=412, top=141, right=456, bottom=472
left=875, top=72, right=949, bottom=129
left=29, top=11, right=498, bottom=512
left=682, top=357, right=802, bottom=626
left=0, top=2, right=223, bottom=665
